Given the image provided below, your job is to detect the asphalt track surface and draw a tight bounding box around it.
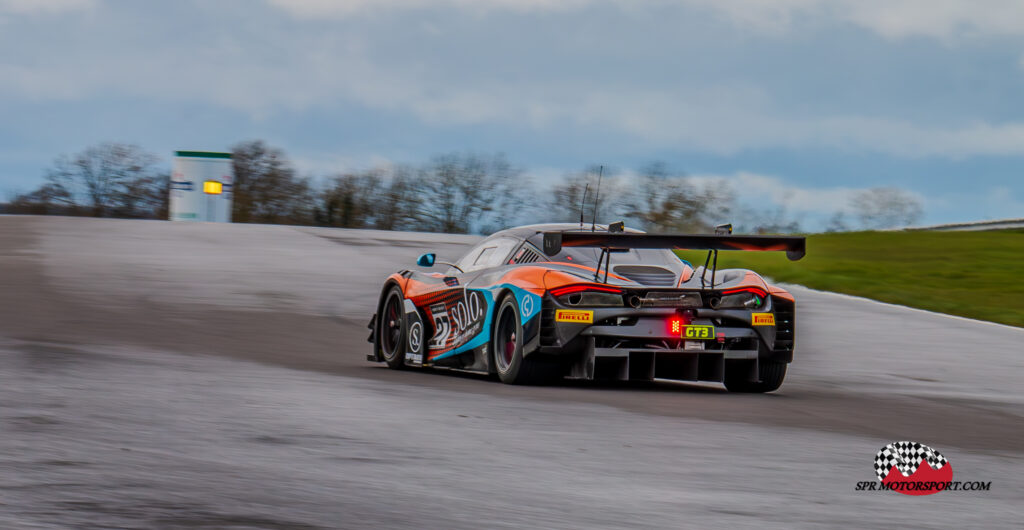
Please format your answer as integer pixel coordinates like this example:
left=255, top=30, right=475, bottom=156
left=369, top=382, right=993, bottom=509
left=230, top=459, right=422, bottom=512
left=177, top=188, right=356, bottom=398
left=1, top=216, right=1021, bottom=529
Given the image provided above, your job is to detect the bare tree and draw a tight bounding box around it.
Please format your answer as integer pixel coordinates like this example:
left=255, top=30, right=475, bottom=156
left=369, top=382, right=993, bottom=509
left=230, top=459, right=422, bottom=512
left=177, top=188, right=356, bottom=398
left=12, top=144, right=832, bottom=238
left=824, top=211, right=848, bottom=233
left=849, top=187, right=923, bottom=229
left=546, top=172, right=592, bottom=225
left=44, top=142, right=162, bottom=217
left=3, top=183, right=77, bottom=216
left=373, top=166, right=420, bottom=231
left=231, top=140, right=313, bottom=225
left=542, top=165, right=631, bottom=227
left=112, top=172, right=169, bottom=218
left=622, top=162, right=734, bottom=233
left=736, top=205, right=802, bottom=234
left=315, top=170, right=389, bottom=229
left=415, top=153, right=519, bottom=234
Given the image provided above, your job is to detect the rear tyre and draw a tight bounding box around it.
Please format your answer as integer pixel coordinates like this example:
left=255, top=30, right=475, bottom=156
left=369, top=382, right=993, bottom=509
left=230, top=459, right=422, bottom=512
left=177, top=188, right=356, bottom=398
left=723, top=353, right=787, bottom=393
left=377, top=287, right=407, bottom=369
left=492, top=295, right=560, bottom=385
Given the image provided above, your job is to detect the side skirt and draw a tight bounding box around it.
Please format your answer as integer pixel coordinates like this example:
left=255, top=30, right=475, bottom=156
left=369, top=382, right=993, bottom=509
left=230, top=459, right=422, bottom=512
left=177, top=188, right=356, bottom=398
left=426, top=343, right=493, bottom=374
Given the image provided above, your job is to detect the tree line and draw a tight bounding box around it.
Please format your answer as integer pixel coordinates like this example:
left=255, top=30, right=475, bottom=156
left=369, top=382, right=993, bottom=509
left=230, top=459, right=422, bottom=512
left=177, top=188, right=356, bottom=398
left=1, top=141, right=924, bottom=233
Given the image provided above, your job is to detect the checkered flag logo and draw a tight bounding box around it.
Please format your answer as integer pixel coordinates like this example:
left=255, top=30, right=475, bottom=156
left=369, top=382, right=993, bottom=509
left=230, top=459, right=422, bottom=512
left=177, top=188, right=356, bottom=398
left=874, top=441, right=949, bottom=481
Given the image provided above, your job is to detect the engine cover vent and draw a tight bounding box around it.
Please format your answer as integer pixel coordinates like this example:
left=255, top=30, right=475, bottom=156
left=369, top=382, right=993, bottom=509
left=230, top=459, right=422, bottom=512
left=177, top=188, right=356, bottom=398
left=613, top=265, right=677, bottom=286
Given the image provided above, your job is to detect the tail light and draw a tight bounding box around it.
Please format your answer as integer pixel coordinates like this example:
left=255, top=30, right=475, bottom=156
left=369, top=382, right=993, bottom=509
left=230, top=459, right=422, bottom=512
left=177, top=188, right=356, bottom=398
left=549, top=284, right=623, bottom=296
left=721, top=287, right=768, bottom=298
left=713, top=287, right=768, bottom=309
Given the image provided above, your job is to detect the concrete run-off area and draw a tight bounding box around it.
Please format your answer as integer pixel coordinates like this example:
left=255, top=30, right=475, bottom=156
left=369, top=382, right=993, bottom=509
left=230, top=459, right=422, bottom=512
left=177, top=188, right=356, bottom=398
left=0, top=216, right=1021, bottom=529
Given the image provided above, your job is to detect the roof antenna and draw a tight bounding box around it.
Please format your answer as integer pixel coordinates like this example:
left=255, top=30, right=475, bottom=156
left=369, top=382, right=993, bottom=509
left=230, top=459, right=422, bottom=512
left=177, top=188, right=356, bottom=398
left=591, top=165, right=603, bottom=232
left=579, top=183, right=590, bottom=228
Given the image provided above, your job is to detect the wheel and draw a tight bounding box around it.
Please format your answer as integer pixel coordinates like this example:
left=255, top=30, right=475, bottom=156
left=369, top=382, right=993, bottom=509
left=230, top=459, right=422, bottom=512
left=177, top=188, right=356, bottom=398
left=492, top=294, right=560, bottom=385
left=377, top=287, right=406, bottom=369
left=723, top=352, right=787, bottom=393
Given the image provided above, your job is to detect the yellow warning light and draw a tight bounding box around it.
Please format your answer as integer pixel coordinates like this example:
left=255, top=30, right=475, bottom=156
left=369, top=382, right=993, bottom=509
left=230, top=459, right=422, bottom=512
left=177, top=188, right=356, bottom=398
left=203, top=180, right=223, bottom=195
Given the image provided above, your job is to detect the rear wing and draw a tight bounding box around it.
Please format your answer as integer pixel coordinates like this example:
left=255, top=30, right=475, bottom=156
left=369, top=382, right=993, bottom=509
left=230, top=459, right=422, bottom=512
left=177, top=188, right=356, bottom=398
left=541, top=232, right=806, bottom=261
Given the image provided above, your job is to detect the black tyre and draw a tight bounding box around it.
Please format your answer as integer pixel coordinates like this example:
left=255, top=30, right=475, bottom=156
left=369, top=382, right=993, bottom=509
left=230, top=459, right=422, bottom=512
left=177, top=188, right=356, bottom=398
left=492, top=294, right=560, bottom=385
left=723, top=352, right=787, bottom=393
left=377, top=287, right=406, bottom=369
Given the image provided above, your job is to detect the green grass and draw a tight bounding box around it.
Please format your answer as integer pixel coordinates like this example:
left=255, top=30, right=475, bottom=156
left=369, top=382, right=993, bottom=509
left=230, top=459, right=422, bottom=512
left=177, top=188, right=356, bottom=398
left=676, top=229, right=1024, bottom=328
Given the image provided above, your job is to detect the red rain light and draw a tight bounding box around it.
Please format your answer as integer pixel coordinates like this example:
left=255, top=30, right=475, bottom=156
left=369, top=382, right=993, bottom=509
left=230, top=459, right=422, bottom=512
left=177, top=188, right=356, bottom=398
left=667, top=315, right=690, bottom=336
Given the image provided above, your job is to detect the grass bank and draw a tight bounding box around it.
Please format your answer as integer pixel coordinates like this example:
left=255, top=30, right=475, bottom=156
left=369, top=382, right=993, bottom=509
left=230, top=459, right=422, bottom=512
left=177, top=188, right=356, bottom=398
left=677, top=229, right=1024, bottom=327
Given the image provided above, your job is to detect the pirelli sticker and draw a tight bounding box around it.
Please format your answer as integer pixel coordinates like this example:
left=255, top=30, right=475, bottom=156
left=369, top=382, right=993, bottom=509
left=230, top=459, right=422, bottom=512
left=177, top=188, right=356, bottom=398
left=752, top=313, right=775, bottom=326
left=555, top=309, right=593, bottom=324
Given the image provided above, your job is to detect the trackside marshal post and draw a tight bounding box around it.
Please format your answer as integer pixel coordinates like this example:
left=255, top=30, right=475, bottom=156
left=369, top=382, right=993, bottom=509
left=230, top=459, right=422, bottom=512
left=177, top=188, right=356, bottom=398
left=169, top=151, right=233, bottom=222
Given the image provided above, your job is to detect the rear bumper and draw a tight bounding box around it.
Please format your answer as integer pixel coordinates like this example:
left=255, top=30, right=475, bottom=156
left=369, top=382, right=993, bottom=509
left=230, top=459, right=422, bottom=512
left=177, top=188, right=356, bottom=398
left=535, top=297, right=795, bottom=382
left=537, top=305, right=775, bottom=349
left=567, top=337, right=759, bottom=382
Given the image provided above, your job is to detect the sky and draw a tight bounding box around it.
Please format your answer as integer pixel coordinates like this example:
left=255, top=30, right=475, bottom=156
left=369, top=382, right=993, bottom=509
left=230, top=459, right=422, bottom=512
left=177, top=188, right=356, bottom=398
left=1, top=0, right=1023, bottom=229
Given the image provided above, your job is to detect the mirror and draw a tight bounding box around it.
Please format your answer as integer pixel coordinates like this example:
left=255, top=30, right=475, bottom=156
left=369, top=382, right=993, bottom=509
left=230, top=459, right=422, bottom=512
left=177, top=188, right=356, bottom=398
left=416, top=253, right=436, bottom=267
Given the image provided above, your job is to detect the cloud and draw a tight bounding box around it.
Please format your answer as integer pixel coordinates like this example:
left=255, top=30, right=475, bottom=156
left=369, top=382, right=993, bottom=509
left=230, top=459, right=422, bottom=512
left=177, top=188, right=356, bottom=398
left=3, top=29, right=1023, bottom=159
left=978, top=185, right=1024, bottom=220
left=266, top=0, right=590, bottom=18
left=686, top=171, right=939, bottom=230
left=0, top=0, right=94, bottom=14
left=688, top=0, right=1024, bottom=40
left=917, top=185, right=1024, bottom=225
left=371, top=84, right=1024, bottom=158
left=267, top=0, right=1024, bottom=40
left=4, top=0, right=1024, bottom=167
left=690, top=171, right=865, bottom=216
left=835, top=0, right=1024, bottom=40
left=289, top=152, right=399, bottom=177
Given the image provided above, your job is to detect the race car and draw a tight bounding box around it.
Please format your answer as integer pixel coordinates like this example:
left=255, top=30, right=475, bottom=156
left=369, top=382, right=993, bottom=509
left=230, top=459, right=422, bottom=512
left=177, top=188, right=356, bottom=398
left=367, top=223, right=805, bottom=392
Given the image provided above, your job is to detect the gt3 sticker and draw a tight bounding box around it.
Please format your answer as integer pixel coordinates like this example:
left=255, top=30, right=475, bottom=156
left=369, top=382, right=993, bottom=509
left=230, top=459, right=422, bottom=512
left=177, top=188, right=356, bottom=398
left=682, top=325, right=715, bottom=339
left=555, top=309, right=593, bottom=323
left=752, top=313, right=775, bottom=326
